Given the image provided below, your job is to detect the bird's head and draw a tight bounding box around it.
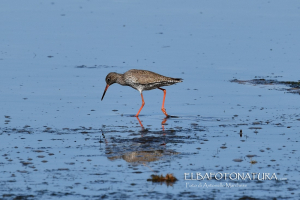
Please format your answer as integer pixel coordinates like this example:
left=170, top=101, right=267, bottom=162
left=101, top=72, right=118, bottom=101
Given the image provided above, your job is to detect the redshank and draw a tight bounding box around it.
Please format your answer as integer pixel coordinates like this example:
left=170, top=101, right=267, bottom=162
left=101, top=69, right=183, bottom=117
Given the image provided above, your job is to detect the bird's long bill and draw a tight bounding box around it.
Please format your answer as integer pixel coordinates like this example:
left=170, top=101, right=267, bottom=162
left=101, top=84, right=109, bottom=101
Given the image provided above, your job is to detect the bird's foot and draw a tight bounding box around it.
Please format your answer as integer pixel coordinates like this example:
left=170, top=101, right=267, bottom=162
left=161, top=108, right=169, bottom=117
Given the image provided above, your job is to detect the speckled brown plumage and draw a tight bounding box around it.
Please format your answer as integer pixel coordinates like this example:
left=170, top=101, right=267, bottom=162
left=101, top=69, right=183, bottom=117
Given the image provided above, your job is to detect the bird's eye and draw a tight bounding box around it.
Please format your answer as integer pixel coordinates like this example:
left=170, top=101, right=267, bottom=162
left=107, top=78, right=110, bottom=82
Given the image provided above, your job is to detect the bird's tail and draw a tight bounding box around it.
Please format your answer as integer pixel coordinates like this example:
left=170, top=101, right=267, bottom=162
left=173, top=78, right=183, bottom=83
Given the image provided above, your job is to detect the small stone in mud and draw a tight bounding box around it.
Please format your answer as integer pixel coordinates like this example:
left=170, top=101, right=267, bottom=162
left=233, top=159, right=243, bottom=162
left=21, top=162, right=33, bottom=166
left=17, top=170, right=28, bottom=173
left=65, top=162, right=75, bottom=165
left=250, top=160, right=257, bottom=164
left=249, top=127, right=262, bottom=129
left=112, top=110, right=118, bottom=112
left=41, top=160, right=48, bottom=163
left=220, top=146, right=227, bottom=149
left=246, top=155, right=256, bottom=158
left=33, top=150, right=44, bottom=153
left=252, top=122, right=261, bottom=125
left=58, top=168, right=69, bottom=171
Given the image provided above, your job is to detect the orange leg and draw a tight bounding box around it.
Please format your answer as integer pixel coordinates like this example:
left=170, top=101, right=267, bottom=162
left=158, top=88, right=169, bottom=117
left=135, top=92, right=145, bottom=117
left=136, top=116, right=144, bottom=129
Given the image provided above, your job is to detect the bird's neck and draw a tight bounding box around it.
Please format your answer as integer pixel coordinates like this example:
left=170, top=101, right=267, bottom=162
left=115, top=73, right=127, bottom=86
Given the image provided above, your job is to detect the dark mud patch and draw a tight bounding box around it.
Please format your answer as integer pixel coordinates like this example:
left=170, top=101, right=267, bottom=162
left=231, top=78, right=300, bottom=95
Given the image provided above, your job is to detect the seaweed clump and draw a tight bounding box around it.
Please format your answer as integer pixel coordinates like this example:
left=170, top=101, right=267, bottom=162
left=147, top=174, right=178, bottom=186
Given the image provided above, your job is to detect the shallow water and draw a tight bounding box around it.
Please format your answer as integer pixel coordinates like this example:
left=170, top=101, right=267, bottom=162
left=1, top=1, right=300, bottom=199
